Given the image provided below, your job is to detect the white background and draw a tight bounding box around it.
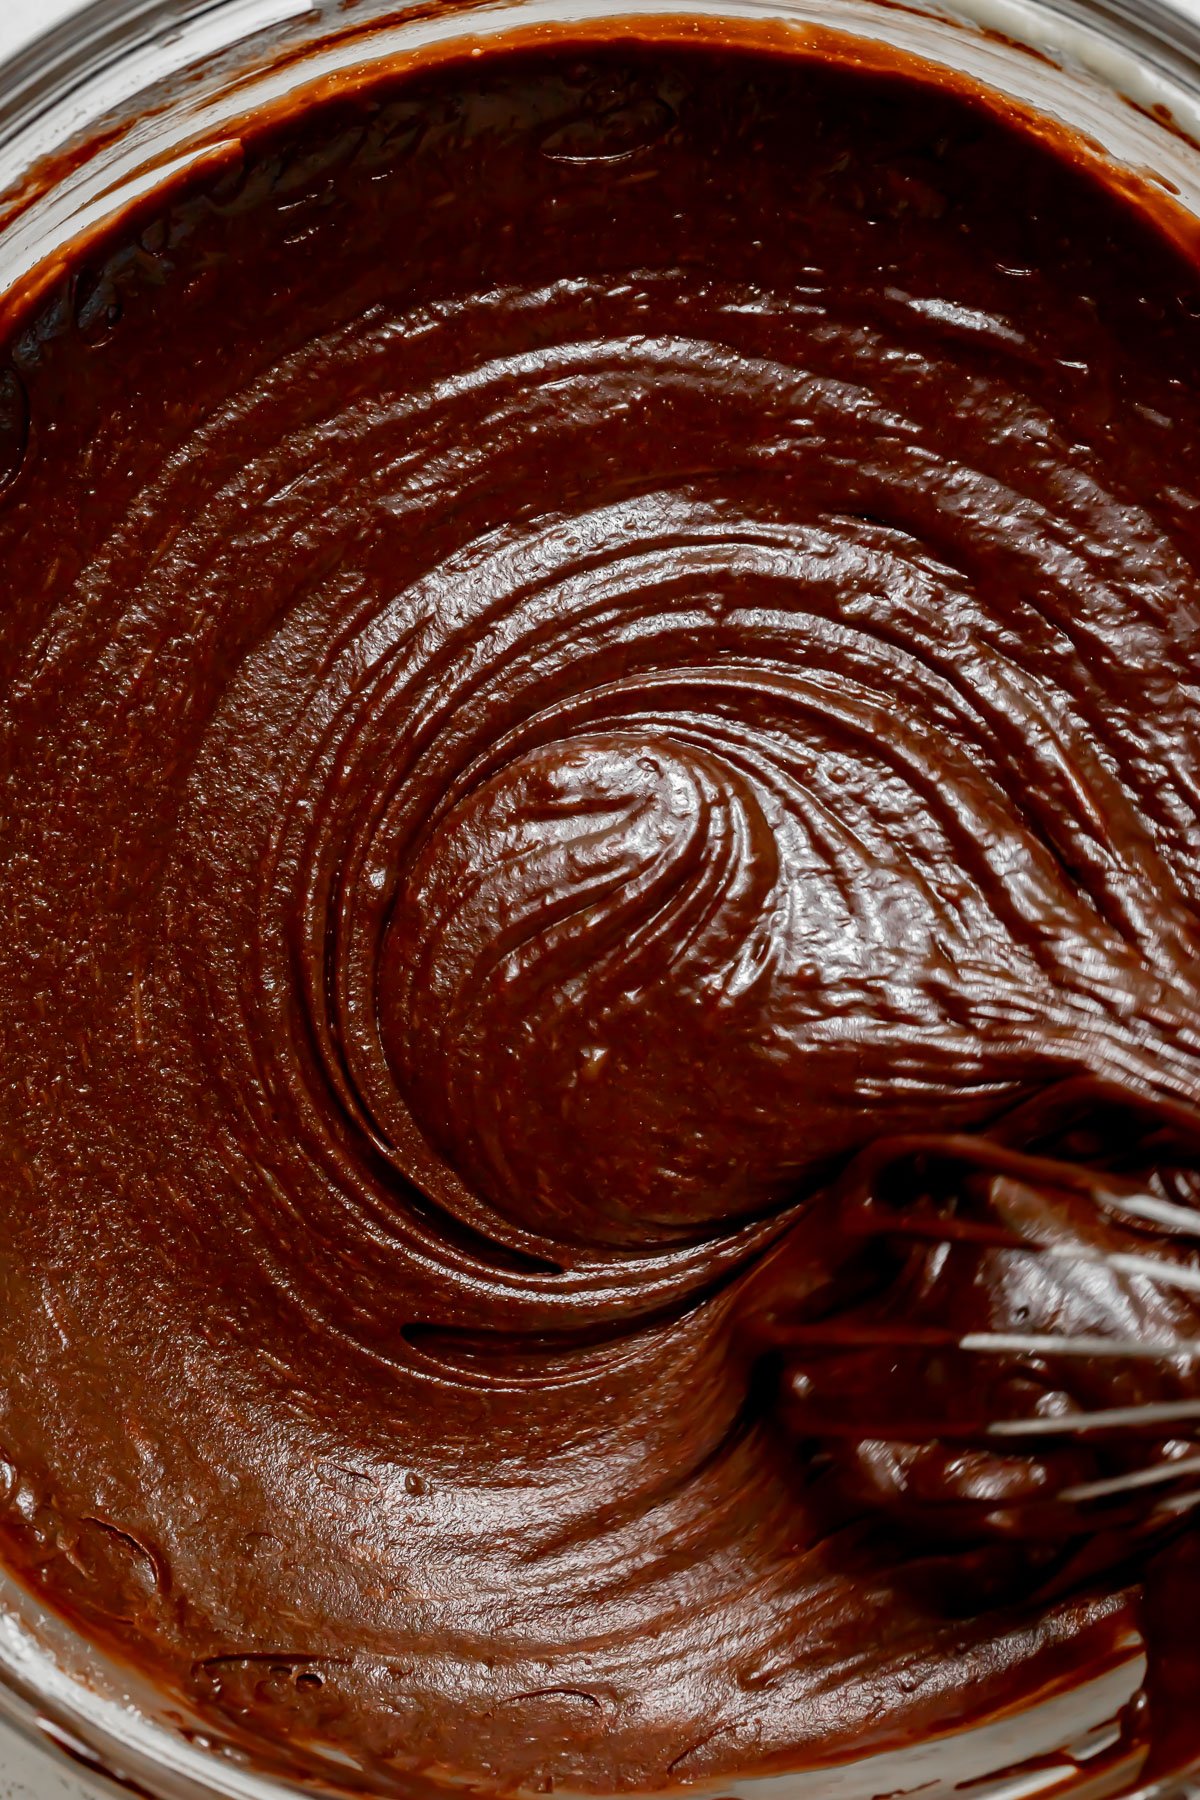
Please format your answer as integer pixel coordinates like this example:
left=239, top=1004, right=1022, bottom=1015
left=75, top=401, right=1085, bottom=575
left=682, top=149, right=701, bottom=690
left=1, top=0, right=85, bottom=58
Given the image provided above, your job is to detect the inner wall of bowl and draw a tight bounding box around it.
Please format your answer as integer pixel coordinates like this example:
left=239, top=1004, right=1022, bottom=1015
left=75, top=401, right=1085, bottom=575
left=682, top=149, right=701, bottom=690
left=0, top=1, right=1198, bottom=1797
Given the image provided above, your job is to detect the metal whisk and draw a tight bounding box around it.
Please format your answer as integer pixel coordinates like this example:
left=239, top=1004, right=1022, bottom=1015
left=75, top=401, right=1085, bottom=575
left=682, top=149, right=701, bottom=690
left=745, top=1083, right=1200, bottom=1542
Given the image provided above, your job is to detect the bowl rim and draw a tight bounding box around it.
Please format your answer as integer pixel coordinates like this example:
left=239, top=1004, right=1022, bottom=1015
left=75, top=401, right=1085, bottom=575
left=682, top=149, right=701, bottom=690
left=2, top=1, right=1200, bottom=1796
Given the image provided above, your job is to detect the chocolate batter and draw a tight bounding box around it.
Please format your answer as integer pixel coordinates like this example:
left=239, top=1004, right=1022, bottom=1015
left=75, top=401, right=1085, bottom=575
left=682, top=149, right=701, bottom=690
left=2, top=21, right=1200, bottom=1792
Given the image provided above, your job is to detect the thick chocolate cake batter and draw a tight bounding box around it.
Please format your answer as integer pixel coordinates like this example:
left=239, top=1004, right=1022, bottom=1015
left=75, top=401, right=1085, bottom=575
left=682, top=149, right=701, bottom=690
left=3, top=20, right=1200, bottom=1793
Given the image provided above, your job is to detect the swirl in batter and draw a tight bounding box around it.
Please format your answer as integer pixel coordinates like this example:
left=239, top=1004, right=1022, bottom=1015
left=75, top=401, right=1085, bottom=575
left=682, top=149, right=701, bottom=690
left=2, top=25, right=1200, bottom=1793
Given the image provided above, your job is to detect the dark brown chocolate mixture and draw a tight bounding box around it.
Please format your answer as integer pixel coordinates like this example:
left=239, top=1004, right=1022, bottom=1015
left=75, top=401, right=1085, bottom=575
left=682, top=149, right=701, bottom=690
left=3, top=23, right=1200, bottom=1793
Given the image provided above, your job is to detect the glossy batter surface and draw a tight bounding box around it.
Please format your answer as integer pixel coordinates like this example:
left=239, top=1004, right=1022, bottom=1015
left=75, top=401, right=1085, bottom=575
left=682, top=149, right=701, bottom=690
left=3, top=29, right=1200, bottom=1792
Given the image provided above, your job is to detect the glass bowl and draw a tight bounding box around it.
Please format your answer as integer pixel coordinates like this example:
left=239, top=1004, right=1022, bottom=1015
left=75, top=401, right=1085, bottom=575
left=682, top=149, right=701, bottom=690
left=0, top=0, right=1199, bottom=1796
